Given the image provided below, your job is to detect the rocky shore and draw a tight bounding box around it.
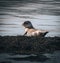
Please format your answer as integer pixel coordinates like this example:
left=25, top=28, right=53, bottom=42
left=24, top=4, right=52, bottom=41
left=0, top=36, right=60, bottom=54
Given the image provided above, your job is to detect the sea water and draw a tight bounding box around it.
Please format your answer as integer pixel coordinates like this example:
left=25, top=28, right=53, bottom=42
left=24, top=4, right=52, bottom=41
left=0, top=0, right=60, bottom=37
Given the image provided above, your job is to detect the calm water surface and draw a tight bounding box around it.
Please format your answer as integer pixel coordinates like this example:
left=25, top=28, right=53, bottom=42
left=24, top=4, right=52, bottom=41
left=0, top=51, right=60, bottom=63
left=0, top=0, right=60, bottom=37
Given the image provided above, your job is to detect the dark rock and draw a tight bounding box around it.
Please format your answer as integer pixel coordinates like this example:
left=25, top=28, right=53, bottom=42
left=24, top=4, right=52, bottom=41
left=0, top=36, right=60, bottom=54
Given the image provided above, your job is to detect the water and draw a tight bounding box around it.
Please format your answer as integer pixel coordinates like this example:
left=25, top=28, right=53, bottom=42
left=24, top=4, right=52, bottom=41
left=0, top=0, right=60, bottom=37
left=0, top=51, right=60, bottom=63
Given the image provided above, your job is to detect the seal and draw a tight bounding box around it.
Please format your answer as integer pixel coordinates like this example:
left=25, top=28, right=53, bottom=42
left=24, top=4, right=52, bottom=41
left=22, top=21, right=48, bottom=37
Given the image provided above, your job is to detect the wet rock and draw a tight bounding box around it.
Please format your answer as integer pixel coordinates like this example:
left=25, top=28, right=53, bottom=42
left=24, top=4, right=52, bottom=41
left=0, top=36, right=60, bottom=54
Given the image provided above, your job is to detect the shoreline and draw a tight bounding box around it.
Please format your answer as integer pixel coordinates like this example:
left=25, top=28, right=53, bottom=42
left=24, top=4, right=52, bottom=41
left=0, top=36, right=60, bottom=54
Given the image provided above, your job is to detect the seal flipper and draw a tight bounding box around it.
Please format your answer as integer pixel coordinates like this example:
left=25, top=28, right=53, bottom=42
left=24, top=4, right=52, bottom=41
left=24, top=32, right=27, bottom=36
left=42, top=32, right=48, bottom=37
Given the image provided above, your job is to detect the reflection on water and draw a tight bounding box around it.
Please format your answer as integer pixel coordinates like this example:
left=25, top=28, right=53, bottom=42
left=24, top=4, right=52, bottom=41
left=0, top=0, right=60, bottom=36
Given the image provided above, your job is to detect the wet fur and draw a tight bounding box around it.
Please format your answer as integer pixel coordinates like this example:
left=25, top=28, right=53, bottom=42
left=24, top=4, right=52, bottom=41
left=22, top=21, right=48, bottom=37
